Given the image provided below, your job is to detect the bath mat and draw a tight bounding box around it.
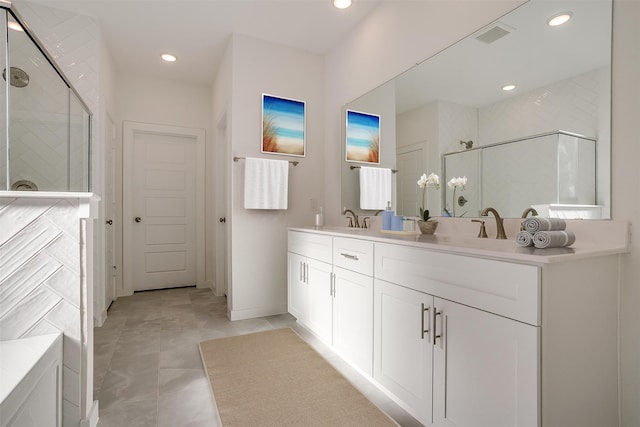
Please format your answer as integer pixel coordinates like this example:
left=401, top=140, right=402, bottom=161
left=198, top=328, right=397, bottom=426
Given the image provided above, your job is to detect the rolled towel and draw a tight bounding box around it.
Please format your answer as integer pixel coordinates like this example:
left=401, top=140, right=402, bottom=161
left=516, top=231, right=534, bottom=247
left=533, top=230, right=576, bottom=249
left=522, top=217, right=566, bottom=233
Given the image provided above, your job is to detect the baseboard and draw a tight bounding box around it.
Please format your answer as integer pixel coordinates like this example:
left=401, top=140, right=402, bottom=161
left=80, top=400, right=99, bottom=427
left=94, top=309, right=107, bottom=327
left=229, top=304, right=287, bottom=321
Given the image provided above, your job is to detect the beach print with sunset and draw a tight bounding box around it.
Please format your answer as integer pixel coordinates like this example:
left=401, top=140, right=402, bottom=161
left=346, top=110, right=380, bottom=164
left=262, top=94, right=305, bottom=156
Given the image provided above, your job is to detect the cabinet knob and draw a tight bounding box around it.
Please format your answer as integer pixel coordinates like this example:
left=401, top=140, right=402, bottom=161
left=134, top=217, right=142, bottom=223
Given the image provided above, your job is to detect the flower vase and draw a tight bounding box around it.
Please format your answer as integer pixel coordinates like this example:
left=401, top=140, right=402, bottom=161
left=417, top=220, right=438, bottom=235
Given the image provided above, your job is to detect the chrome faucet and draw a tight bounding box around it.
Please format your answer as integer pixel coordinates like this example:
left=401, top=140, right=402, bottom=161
left=343, top=208, right=360, bottom=228
left=480, top=207, right=507, bottom=239
left=520, top=207, right=538, bottom=231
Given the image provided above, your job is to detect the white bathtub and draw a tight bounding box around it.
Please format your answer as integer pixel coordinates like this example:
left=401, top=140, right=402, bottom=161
left=0, top=333, right=63, bottom=427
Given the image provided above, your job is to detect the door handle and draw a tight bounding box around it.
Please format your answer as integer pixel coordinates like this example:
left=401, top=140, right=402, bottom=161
left=106, top=219, right=113, bottom=225
left=134, top=217, right=142, bottom=223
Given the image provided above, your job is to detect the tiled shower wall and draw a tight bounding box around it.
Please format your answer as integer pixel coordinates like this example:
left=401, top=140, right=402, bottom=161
left=0, top=196, right=93, bottom=427
left=1, top=1, right=101, bottom=193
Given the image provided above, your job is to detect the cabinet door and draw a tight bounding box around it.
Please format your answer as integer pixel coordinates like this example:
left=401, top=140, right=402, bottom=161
left=287, top=252, right=307, bottom=322
left=333, top=266, right=374, bottom=376
left=306, top=258, right=334, bottom=344
left=373, top=279, right=433, bottom=426
left=433, top=298, right=539, bottom=427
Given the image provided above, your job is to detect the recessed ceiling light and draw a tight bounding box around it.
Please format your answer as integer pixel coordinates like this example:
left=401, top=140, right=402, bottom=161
left=161, top=53, right=177, bottom=62
left=8, top=21, right=23, bottom=32
left=333, top=0, right=351, bottom=9
left=547, top=12, right=573, bottom=27
left=502, top=84, right=516, bottom=91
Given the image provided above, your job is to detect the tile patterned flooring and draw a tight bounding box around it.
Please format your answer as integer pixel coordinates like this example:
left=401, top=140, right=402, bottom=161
left=94, top=287, right=422, bottom=427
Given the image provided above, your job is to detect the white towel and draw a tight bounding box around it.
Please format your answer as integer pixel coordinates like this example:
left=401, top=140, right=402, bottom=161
left=516, top=231, right=534, bottom=247
left=533, top=230, right=576, bottom=248
left=243, top=157, right=289, bottom=210
left=522, top=217, right=566, bottom=233
left=359, top=166, right=391, bottom=210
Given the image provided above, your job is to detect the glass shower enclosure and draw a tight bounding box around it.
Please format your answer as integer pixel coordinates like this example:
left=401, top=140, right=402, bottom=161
left=0, top=1, right=92, bottom=192
left=442, top=130, right=598, bottom=218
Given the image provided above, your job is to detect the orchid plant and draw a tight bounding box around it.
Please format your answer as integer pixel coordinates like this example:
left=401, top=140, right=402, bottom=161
left=417, top=172, right=440, bottom=221
left=447, top=176, right=467, bottom=217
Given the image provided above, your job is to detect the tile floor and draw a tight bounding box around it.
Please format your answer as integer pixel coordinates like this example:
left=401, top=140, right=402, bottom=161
left=93, top=286, right=422, bottom=427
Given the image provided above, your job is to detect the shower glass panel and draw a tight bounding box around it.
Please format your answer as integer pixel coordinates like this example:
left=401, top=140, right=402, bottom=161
left=443, top=131, right=597, bottom=218
left=1, top=5, right=92, bottom=192
left=0, top=11, right=6, bottom=190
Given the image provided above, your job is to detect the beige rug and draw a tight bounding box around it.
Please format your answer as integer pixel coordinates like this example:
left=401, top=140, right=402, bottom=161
left=198, top=328, right=398, bottom=426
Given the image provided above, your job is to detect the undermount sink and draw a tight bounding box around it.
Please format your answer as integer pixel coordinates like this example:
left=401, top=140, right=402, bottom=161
left=318, top=225, right=370, bottom=232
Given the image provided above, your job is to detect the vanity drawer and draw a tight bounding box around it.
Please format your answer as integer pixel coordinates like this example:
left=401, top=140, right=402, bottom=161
left=375, top=242, right=540, bottom=325
left=333, top=237, right=374, bottom=276
left=288, top=231, right=332, bottom=263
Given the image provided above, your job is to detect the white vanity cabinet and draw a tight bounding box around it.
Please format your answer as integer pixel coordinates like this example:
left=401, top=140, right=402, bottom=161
left=374, top=242, right=539, bottom=426
left=288, top=228, right=621, bottom=427
left=287, top=232, right=374, bottom=375
left=431, top=297, right=538, bottom=427
left=373, top=279, right=434, bottom=425
left=331, top=237, right=374, bottom=375
left=287, top=231, right=333, bottom=343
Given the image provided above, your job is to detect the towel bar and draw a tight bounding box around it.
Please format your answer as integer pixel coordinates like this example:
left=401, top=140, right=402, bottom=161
left=233, top=156, right=299, bottom=166
left=350, top=165, right=397, bottom=173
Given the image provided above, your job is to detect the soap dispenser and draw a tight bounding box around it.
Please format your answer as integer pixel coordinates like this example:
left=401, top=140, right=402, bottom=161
left=382, top=201, right=394, bottom=230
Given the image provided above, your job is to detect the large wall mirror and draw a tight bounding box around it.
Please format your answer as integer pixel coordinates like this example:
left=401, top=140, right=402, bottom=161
left=341, top=0, right=612, bottom=220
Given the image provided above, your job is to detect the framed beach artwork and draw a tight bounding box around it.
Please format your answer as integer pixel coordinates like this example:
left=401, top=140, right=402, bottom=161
left=262, top=94, right=305, bottom=157
left=345, top=109, right=380, bottom=164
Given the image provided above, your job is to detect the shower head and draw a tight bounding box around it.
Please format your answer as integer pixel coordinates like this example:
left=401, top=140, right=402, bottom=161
left=2, top=67, right=29, bottom=88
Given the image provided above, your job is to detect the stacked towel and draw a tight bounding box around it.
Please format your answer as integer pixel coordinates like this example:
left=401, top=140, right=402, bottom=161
left=516, top=231, right=534, bottom=247
left=359, top=166, right=391, bottom=210
left=518, top=217, right=575, bottom=248
left=243, top=157, right=289, bottom=209
left=522, top=217, right=566, bottom=233
left=533, top=230, right=576, bottom=248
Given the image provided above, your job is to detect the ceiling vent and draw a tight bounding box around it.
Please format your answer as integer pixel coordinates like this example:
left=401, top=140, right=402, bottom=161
left=475, top=22, right=514, bottom=44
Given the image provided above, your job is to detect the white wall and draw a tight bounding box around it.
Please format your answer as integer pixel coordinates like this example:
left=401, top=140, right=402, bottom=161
left=115, top=73, right=213, bottom=295
left=611, top=1, right=640, bottom=425
left=225, top=34, right=325, bottom=320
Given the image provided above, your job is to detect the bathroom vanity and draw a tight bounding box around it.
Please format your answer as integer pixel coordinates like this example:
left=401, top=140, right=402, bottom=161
left=287, top=224, right=627, bottom=427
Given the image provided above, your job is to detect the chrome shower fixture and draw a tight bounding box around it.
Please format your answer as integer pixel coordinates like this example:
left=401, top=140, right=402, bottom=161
left=2, top=66, right=29, bottom=87
left=460, top=140, right=473, bottom=149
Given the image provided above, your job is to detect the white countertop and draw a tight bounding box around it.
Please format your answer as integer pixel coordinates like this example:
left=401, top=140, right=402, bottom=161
left=0, top=333, right=62, bottom=403
left=290, top=219, right=630, bottom=265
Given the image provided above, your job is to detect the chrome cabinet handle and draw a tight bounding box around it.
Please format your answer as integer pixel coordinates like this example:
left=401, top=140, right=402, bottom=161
left=421, top=303, right=430, bottom=340
left=134, top=217, right=142, bottom=223
left=340, top=253, right=359, bottom=261
left=305, top=263, right=309, bottom=283
left=433, top=309, right=442, bottom=345
left=300, top=261, right=304, bottom=282
left=329, top=273, right=334, bottom=297
left=106, top=219, right=113, bottom=225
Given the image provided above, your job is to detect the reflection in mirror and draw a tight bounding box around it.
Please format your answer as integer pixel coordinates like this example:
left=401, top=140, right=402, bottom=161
left=341, top=0, right=612, bottom=219
left=443, top=131, right=598, bottom=218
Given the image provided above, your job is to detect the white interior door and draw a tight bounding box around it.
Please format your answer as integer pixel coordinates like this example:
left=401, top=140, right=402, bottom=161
left=123, top=122, right=205, bottom=293
left=104, top=112, right=116, bottom=306
left=396, top=145, right=424, bottom=217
